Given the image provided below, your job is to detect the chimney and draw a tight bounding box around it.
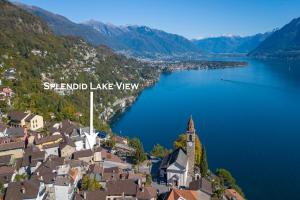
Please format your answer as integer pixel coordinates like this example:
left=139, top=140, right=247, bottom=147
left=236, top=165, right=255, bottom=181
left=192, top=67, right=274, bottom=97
left=83, top=191, right=87, bottom=199
left=140, top=183, right=145, bottom=192
left=21, top=186, right=26, bottom=194
left=90, top=91, right=93, bottom=135
left=137, top=178, right=142, bottom=188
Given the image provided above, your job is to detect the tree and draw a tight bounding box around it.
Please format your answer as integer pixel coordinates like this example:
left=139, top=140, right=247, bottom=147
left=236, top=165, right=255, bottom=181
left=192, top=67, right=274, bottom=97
left=174, top=133, right=202, bottom=166
left=145, top=174, right=152, bottom=186
left=216, top=168, right=245, bottom=198
left=103, top=137, right=116, bottom=149
left=150, top=144, right=170, bottom=158
left=129, top=138, right=147, bottom=166
left=0, top=181, right=4, bottom=195
left=14, top=173, right=28, bottom=182
left=200, top=146, right=208, bottom=177
left=80, top=175, right=101, bottom=191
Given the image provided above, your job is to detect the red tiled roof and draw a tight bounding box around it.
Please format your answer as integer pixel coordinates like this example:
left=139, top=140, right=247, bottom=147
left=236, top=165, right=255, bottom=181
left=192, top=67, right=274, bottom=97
left=166, top=189, right=198, bottom=200
left=225, top=189, right=245, bottom=200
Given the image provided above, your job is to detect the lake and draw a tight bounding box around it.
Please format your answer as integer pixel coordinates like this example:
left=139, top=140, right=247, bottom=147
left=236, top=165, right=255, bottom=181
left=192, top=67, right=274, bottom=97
left=111, top=58, right=300, bottom=200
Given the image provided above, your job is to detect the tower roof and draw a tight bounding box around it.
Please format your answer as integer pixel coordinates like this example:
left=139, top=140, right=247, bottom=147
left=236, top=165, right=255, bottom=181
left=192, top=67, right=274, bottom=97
left=187, top=115, right=195, bottom=132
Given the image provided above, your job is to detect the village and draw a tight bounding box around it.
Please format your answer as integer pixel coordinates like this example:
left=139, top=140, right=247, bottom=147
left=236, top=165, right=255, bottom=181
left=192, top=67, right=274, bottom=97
left=0, top=89, right=243, bottom=200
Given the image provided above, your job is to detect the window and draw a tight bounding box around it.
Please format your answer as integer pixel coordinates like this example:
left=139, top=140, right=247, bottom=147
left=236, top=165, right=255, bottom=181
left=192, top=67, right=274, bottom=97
left=189, top=134, right=192, bottom=141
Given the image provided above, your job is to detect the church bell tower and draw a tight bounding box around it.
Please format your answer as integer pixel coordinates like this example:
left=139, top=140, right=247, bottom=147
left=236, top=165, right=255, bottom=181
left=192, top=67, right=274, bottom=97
left=186, top=115, right=196, bottom=177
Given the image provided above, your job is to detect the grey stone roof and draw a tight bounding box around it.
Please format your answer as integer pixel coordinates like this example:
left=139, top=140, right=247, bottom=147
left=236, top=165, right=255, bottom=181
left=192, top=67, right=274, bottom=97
left=25, top=113, right=36, bottom=122
left=5, top=179, right=41, bottom=200
left=7, top=111, right=29, bottom=121
left=73, top=149, right=93, bottom=159
left=160, top=148, right=187, bottom=170
left=189, top=178, right=213, bottom=195
left=55, top=175, right=71, bottom=186
left=0, top=155, right=11, bottom=166
left=6, top=127, right=25, bottom=137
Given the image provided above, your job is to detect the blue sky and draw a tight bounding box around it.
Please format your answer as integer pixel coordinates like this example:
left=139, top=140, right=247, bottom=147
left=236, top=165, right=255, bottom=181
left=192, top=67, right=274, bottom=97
left=16, top=0, right=300, bottom=39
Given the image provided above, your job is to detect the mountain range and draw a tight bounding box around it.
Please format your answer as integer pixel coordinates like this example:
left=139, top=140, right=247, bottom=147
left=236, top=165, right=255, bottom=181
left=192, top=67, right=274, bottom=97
left=15, top=2, right=271, bottom=58
left=13, top=2, right=300, bottom=59
left=17, top=3, right=202, bottom=58
left=249, top=17, right=300, bottom=58
left=192, top=33, right=272, bottom=54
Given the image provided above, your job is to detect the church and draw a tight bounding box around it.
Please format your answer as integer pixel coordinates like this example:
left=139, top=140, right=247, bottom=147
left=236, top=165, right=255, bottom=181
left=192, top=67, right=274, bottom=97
left=159, top=116, right=198, bottom=187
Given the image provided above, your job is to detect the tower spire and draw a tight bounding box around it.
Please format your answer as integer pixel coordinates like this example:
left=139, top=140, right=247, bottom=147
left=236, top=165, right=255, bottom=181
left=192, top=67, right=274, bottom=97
left=187, top=115, right=195, bottom=132
left=186, top=115, right=196, bottom=178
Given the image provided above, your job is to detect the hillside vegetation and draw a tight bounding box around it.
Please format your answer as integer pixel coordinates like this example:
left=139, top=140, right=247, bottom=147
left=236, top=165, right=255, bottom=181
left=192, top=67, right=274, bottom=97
left=0, top=0, right=158, bottom=130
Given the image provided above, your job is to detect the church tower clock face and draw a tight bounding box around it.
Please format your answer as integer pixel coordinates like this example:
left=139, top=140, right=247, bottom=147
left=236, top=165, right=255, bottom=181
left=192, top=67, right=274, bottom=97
left=188, top=141, right=193, bottom=147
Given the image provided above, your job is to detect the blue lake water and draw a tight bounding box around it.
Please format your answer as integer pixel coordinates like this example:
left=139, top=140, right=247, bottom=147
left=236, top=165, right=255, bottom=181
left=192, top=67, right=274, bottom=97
left=111, top=58, right=300, bottom=200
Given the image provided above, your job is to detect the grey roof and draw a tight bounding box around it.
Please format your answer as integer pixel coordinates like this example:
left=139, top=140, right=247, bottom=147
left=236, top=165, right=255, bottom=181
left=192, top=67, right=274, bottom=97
left=189, top=178, right=213, bottom=195
left=5, top=179, right=41, bottom=200
left=25, top=113, right=36, bottom=122
left=22, top=147, right=45, bottom=167
left=7, top=111, right=29, bottom=121
left=55, top=175, right=71, bottom=186
left=73, top=149, right=93, bottom=159
left=107, top=179, right=138, bottom=196
left=160, top=148, right=187, bottom=169
left=75, top=190, right=107, bottom=200
left=0, top=141, right=24, bottom=151
left=6, top=127, right=25, bottom=137
left=0, top=155, right=11, bottom=166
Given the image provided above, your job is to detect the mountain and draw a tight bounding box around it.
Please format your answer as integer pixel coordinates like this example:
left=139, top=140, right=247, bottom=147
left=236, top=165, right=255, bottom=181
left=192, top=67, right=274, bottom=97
left=13, top=2, right=114, bottom=46
left=16, top=3, right=202, bottom=58
left=193, top=33, right=271, bottom=54
left=83, top=20, right=202, bottom=58
left=249, top=17, right=300, bottom=58
left=0, top=0, right=158, bottom=129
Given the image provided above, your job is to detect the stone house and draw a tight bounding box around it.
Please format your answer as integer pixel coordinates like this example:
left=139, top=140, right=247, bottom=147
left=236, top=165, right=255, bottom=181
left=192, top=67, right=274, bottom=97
left=34, top=134, right=63, bottom=150
left=8, top=111, right=44, bottom=131
left=73, top=149, right=93, bottom=163
left=106, top=179, right=157, bottom=200
left=59, top=139, right=76, bottom=160
left=0, top=138, right=24, bottom=158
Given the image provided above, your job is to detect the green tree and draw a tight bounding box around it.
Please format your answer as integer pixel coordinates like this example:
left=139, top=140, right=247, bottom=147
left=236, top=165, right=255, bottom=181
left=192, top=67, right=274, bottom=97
left=103, top=137, right=116, bottom=149
left=174, top=133, right=202, bottom=166
left=80, top=175, right=101, bottom=191
left=14, top=173, right=28, bottom=182
left=216, top=168, right=245, bottom=198
left=150, top=144, right=170, bottom=158
left=129, top=138, right=147, bottom=166
left=200, top=146, right=208, bottom=177
left=145, top=174, right=152, bottom=186
left=0, top=181, right=4, bottom=195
